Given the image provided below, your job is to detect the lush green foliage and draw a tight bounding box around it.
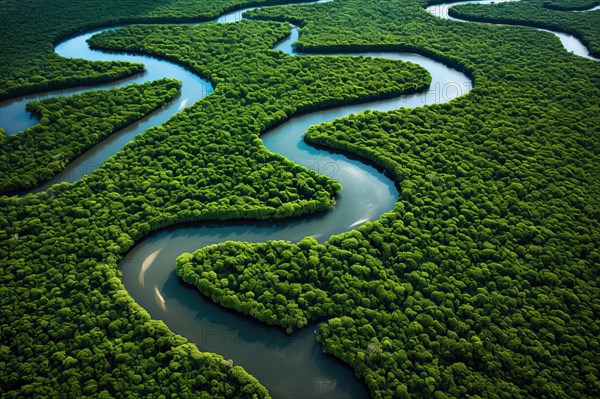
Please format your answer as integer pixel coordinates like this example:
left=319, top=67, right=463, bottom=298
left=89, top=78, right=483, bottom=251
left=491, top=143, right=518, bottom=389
left=88, top=22, right=429, bottom=106
left=0, top=79, right=180, bottom=194
left=544, top=0, right=600, bottom=11
left=177, top=239, right=336, bottom=333
left=2, top=0, right=599, bottom=397
left=176, top=0, right=600, bottom=397
left=449, top=0, right=600, bottom=57
left=0, top=0, right=312, bottom=100
left=0, top=15, right=430, bottom=398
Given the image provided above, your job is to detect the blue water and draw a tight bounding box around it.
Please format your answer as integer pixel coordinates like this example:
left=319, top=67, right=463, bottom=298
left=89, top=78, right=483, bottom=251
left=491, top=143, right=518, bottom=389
left=0, top=1, right=481, bottom=398
left=426, top=0, right=599, bottom=60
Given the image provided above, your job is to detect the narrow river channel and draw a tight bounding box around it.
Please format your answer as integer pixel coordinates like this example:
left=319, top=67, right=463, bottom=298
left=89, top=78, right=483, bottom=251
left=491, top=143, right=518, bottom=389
left=1, top=0, right=596, bottom=398
left=426, top=0, right=599, bottom=60
left=117, top=25, right=472, bottom=399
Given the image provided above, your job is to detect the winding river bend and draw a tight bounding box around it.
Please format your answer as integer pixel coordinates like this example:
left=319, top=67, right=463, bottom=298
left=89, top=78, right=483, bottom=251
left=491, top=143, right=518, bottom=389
left=116, top=19, right=472, bottom=399
left=0, top=0, right=596, bottom=398
left=426, top=0, right=599, bottom=60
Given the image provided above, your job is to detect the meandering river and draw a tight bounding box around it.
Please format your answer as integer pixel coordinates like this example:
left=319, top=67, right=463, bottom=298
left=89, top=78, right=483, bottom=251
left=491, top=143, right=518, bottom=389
left=116, top=21, right=472, bottom=399
left=426, top=0, right=599, bottom=60
left=0, top=0, right=596, bottom=398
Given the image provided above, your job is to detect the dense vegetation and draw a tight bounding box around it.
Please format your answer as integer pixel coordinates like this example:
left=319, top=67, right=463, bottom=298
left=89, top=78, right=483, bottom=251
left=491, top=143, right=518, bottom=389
left=2, top=0, right=599, bottom=397
left=0, top=0, right=318, bottom=100
left=0, top=12, right=431, bottom=398
left=180, top=0, right=600, bottom=397
left=0, top=79, right=180, bottom=194
left=544, top=0, right=600, bottom=11
left=449, top=0, right=600, bottom=57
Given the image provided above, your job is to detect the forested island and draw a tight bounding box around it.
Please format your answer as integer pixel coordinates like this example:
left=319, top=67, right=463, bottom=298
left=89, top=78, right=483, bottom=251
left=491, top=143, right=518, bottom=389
left=1, top=0, right=598, bottom=398
left=0, top=79, right=181, bottom=193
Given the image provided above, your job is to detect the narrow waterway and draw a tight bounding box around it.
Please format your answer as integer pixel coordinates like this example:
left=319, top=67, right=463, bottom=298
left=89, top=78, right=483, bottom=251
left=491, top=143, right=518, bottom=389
left=573, top=4, right=600, bottom=12
left=0, top=1, right=472, bottom=397
left=1, top=0, right=594, bottom=398
left=119, top=27, right=472, bottom=399
left=426, top=0, right=599, bottom=60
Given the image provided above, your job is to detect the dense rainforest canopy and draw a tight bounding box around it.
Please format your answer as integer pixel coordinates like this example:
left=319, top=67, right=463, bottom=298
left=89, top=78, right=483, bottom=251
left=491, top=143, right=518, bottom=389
left=1, top=3, right=429, bottom=396
left=0, top=79, right=181, bottom=193
left=1, top=0, right=599, bottom=398
left=448, top=0, right=600, bottom=56
left=0, top=0, right=318, bottom=99
left=543, top=0, right=600, bottom=11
